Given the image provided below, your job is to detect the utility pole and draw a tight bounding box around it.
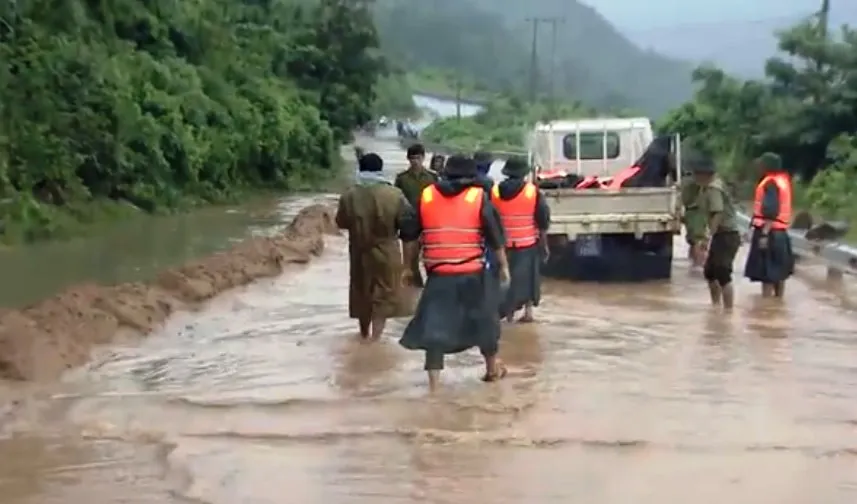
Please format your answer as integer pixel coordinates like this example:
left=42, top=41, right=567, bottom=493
left=819, top=0, right=830, bottom=39
left=455, top=74, right=461, bottom=121
left=545, top=17, right=565, bottom=108
left=815, top=0, right=830, bottom=74
left=525, top=16, right=564, bottom=103
left=525, top=17, right=541, bottom=103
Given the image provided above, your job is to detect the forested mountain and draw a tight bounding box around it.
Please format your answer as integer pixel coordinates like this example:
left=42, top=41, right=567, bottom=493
left=372, top=0, right=541, bottom=97
left=373, top=0, right=694, bottom=116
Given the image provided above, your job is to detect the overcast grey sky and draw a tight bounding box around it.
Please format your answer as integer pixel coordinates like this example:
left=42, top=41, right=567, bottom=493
left=578, top=0, right=854, bottom=75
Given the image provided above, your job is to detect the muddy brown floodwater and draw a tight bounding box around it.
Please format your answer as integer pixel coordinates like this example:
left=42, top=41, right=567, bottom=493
left=1, top=134, right=857, bottom=503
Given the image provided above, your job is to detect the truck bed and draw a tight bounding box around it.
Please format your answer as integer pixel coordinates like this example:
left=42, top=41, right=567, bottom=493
left=543, top=186, right=680, bottom=238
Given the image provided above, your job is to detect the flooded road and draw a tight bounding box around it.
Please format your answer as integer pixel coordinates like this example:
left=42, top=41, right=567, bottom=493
left=0, top=196, right=289, bottom=308
left=2, top=109, right=857, bottom=502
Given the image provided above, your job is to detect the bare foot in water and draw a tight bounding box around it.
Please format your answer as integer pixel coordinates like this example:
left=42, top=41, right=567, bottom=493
left=481, top=360, right=508, bottom=382
left=517, top=314, right=535, bottom=323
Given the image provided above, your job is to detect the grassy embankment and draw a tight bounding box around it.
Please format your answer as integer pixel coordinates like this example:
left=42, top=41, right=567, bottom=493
left=406, top=68, right=496, bottom=104
left=418, top=93, right=595, bottom=155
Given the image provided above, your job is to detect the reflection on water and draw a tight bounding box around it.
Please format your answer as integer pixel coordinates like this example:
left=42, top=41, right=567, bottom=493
left=1, top=137, right=857, bottom=503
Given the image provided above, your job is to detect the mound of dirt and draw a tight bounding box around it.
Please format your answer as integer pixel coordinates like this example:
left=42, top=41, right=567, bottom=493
left=0, top=204, right=339, bottom=382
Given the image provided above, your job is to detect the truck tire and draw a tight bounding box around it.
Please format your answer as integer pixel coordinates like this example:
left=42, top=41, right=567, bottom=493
left=639, top=232, right=673, bottom=280
left=542, top=232, right=673, bottom=282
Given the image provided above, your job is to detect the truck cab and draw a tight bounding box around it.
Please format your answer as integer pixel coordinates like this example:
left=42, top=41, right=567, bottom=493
left=529, top=117, right=654, bottom=182
left=527, top=117, right=682, bottom=281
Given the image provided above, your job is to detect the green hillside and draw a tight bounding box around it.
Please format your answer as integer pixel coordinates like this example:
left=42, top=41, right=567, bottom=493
left=373, top=0, right=693, bottom=115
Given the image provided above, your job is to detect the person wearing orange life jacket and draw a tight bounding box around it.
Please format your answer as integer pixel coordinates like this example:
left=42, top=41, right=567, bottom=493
left=743, top=152, right=795, bottom=298
left=399, top=155, right=510, bottom=391
left=492, top=156, right=550, bottom=322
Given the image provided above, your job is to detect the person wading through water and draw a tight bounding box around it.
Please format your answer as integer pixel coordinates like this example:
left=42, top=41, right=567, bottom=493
left=492, top=156, right=550, bottom=322
left=690, top=151, right=742, bottom=310
left=744, top=152, right=794, bottom=298
left=680, top=175, right=706, bottom=267
left=399, top=154, right=510, bottom=390
left=473, top=151, right=504, bottom=310
left=394, top=143, right=437, bottom=287
left=336, top=153, right=415, bottom=340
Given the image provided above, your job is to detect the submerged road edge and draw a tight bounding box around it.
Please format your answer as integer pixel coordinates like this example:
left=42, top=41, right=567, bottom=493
left=0, top=204, right=339, bottom=382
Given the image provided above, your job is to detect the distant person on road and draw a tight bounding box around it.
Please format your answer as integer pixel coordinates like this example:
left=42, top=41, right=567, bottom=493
left=336, top=153, right=415, bottom=340
left=744, top=152, right=794, bottom=298
left=394, top=144, right=437, bottom=287
left=691, top=152, right=742, bottom=310
left=473, top=151, right=503, bottom=305
left=399, top=154, right=510, bottom=391
left=492, top=156, right=550, bottom=322
left=429, top=154, right=446, bottom=177
left=474, top=151, right=495, bottom=190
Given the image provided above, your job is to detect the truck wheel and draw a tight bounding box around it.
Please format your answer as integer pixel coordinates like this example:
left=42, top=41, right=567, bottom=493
left=542, top=233, right=571, bottom=279
left=641, top=232, right=673, bottom=280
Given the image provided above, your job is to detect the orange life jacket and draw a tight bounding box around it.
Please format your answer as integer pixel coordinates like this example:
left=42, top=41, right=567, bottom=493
left=751, top=172, right=792, bottom=230
left=606, top=165, right=641, bottom=189
left=419, top=185, right=485, bottom=274
left=491, top=182, right=539, bottom=249
left=576, top=175, right=601, bottom=189
left=538, top=166, right=567, bottom=179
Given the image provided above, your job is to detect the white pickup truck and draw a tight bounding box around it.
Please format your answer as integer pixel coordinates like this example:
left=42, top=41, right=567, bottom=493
left=527, top=117, right=683, bottom=281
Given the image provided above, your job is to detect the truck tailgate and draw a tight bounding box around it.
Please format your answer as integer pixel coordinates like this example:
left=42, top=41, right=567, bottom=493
left=543, top=187, right=679, bottom=237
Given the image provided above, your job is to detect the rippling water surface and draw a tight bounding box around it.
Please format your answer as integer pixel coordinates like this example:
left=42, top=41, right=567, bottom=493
left=2, top=125, right=857, bottom=504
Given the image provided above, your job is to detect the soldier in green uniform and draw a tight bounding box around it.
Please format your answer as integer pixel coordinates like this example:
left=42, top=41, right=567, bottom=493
left=680, top=176, right=707, bottom=266
left=394, top=144, right=437, bottom=287
left=691, top=153, right=742, bottom=310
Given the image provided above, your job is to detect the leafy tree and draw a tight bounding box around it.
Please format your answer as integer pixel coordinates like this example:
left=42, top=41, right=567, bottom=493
left=658, top=14, right=857, bottom=222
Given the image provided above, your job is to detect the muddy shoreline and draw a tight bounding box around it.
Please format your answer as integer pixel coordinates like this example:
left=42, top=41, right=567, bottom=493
left=0, top=204, right=339, bottom=382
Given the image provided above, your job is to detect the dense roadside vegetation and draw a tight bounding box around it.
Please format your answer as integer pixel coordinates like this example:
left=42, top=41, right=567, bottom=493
left=0, top=0, right=390, bottom=243
left=420, top=96, right=595, bottom=154
left=407, top=68, right=494, bottom=103
left=373, top=70, right=418, bottom=118
left=657, top=15, right=857, bottom=225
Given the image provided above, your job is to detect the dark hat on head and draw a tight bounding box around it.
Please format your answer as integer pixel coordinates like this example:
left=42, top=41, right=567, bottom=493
left=755, top=152, right=782, bottom=170
left=501, top=156, right=531, bottom=177
left=474, top=151, right=492, bottom=163
left=358, top=152, right=383, bottom=172
left=685, top=148, right=716, bottom=174
left=473, top=151, right=492, bottom=175
left=444, top=154, right=478, bottom=179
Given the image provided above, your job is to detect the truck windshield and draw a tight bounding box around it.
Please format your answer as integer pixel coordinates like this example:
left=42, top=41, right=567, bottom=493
left=562, top=132, right=620, bottom=160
